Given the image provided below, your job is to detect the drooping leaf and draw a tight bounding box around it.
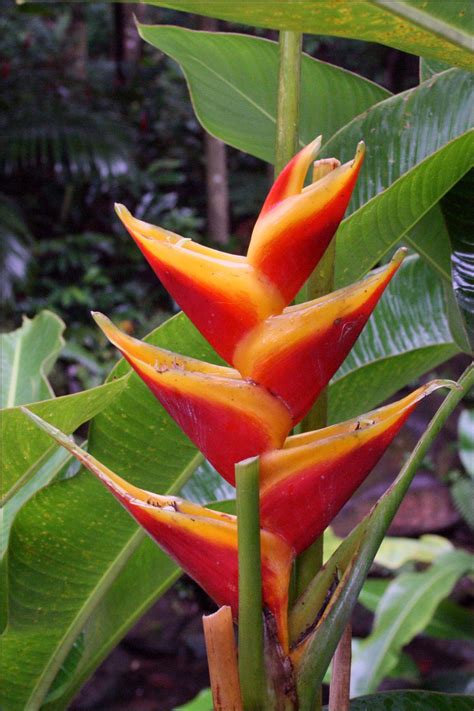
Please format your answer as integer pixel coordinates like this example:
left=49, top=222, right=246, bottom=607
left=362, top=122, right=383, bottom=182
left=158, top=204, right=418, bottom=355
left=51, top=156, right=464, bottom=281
left=140, top=1, right=474, bottom=70
left=351, top=551, right=474, bottom=695
left=329, top=256, right=458, bottom=422
left=322, top=69, right=473, bottom=287
left=0, top=310, right=64, bottom=409
left=323, top=690, right=474, bottom=711
left=359, top=578, right=474, bottom=642
left=0, top=314, right=223, bottom=711
left=138, top=26, right=389, bottom=164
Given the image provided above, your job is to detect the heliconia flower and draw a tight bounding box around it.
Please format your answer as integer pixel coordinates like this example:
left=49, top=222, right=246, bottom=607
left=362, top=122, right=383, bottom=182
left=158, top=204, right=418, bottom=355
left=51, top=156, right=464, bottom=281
left=114, top=204, right=285, bottom=364
left=20, top=409, right=294, bottom=652
left=258, top=381, right=449, bottom=554
left=115, top=138, right=364, bottom=364
left=234, top=249, right=405, bottom=422
left=92, top=312, right=292, bottom=484
left=247, top=140, right=365, bottom=303
left=92, top=252, right=404, bottom=482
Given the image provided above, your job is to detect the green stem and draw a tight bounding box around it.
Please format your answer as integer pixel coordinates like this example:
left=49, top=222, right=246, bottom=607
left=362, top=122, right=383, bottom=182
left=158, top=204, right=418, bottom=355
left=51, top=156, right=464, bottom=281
left=236, top=457, right=266, bottom=711
left=274, top=31, right=302, bottom=178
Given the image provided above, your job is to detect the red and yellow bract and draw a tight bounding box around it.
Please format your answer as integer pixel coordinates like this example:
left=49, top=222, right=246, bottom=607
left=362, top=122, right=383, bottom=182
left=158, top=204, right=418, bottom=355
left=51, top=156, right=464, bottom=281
left=115, top=138, right=365, bottom=364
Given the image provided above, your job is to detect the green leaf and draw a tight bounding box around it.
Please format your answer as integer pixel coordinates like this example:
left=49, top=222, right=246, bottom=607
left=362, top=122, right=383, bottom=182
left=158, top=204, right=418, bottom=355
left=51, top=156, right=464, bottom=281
left=138, top=26, right=389, bottom=164
left=402, top=206, right=452, bottom=285
left=323, top=690, right=474, bottom=711
left=359, top=578, right=474, bottom=642
left=324, top=530, right=453, bottom=570
left=141, top=1, right=474, bottom=70
left=174, top=689, right=213, bottom=711
left=352, top=550, right=474, bottom=695
left=323, top=69, right=473, bottom=287
left=0, top=314, right=223, bottom=711
left=420, top=56, right=452, bottom=82
left=440, top=170, right=474, bottom=351
left=0, top=310, right=64, bottom=409
left=1, top=378, right=126, bottom=505
left=329, top=256, right=458, bottom=422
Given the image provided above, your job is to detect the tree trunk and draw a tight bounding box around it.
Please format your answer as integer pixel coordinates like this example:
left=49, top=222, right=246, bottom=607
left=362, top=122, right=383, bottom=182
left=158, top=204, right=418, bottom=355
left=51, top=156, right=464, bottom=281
left=199, top=16, right=230, bottom=245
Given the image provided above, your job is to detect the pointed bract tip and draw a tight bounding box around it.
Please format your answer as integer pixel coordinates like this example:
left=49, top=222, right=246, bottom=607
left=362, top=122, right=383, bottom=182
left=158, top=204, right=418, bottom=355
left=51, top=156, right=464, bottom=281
left=91, top=310, right=111, bottom=330
left=309, top=135, right=322, bottom=157
left=424, top=378, right=460, bottom=394
left=354, top=140, right=366, bottom=163
left=91, top=312, right=123, bottom=350
left=114, top=202, right=129, bottom=219
left=392, top=246, right=408, bottom=266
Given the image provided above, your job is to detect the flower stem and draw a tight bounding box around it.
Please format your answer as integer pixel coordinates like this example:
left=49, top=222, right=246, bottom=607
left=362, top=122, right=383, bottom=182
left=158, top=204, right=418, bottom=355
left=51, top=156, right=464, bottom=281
left=274, top=31, right=302, bottom=177
left=236, top=456, right=266, bottom=710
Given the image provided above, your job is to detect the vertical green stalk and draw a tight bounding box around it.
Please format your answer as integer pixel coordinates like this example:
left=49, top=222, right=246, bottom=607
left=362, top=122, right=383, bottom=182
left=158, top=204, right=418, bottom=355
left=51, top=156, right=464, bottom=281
left=236, top=457, right=265, bottom=711
left=274, top=31, right=302, bottom=177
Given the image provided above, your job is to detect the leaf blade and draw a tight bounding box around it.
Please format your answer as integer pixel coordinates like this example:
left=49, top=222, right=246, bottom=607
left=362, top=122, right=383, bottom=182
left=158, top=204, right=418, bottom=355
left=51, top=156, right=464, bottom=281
left=140, top=1, right=474, bottom=69
left=351, top=550, right=474, bottom=695
left=137, top=26, right=389, bottom=163
left=329, top=256, right=459, bottom=422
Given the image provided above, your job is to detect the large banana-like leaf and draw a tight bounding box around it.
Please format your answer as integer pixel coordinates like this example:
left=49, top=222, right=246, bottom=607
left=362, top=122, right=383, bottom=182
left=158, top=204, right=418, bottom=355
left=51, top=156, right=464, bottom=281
left=141, top=1, right=473, bottom=70
left=0, top=315, right=221, bottom=711
left=0, top=311, right=127, bottom=632
left=351, top=550, right=474, bottom=696
left=137, top=26, right=389, bottom=164
left=1, top=311, right=64, bottom=409
left=329, top=256, right=459, bottom=422
left=322, top=69, right=473, bottom=287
